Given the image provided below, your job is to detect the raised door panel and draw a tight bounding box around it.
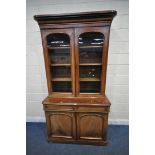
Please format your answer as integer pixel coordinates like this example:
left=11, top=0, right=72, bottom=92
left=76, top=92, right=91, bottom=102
left=77, top=113, right=107, bottom=141
left=41, top=29, right=75, bottom=97
left=75, top=27, right=110, bottom=96
left=46, top=112, right=76, bottom=140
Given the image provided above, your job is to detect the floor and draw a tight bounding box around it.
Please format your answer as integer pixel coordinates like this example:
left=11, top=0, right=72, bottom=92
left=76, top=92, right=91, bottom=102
left=26, top=123, right=129, bottom=155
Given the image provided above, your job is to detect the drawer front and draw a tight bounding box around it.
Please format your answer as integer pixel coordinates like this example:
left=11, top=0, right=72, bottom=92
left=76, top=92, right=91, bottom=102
left=77, top=106, right=109, bottom=113
left=44, top=104, right=73, bottom=112
left=44, top=104, right=110, bottom=113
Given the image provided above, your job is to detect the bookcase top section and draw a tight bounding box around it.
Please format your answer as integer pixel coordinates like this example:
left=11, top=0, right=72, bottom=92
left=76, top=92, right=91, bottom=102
left=34, top=10, right=117, bottom=24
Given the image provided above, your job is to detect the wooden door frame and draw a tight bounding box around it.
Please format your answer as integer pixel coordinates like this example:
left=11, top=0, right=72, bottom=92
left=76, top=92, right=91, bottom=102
left=40, top=28, right=76, bottom=97
left=74, top=26, right=110, bottom=97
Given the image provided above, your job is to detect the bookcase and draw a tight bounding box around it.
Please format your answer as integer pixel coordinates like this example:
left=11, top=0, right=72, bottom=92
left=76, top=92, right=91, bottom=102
left=34, top=10, right=117, bottom=145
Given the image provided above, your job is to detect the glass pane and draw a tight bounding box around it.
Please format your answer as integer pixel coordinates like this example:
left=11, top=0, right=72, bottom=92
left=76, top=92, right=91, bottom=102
left=48, top=49, right=70, bottom=64
left=47, top=33, right=69, bottom=47
left=46, top=33, right=72, bottom=93
left=80, top=82, right=100, bottom=93
left=52, top=82, right=72, bottom=92
left=79, top=32, right=104, bottom=64
left=78, top=32, right=104, bottom=93
left=79, top=47, right=102, bottom=63
left=51, top=66, right=71, bottom=78
left=79, top=32, right=104, bottom=46
left=80, top=66, right=101, bottom=78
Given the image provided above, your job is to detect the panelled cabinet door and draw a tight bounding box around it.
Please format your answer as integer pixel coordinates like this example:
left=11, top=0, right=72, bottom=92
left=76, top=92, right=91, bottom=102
left=46, top=112, right=76, bottom=140
left=77, top=113, right=108, bottom=141
left=75, top=27, right=110, bottom=96
left=41, top=29, right=75, bottom=96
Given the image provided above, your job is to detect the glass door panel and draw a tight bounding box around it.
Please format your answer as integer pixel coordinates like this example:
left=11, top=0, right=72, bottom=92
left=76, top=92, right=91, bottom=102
left=80, top=81, right=100, bottom=93
left=51, top=66, right=71, bottom=78
left=79, top=32, right=104, bottom=46
left=47, top=33, right=70, bottom=47
left=47, top=33, right=72, bottom=93
left=48, top=49, right=70, bottom=64
left=52, top=82, right=72, bottom=92
left=78, top=32, right=104, bottom=94
left=80, top=66, right=101, bottom=78
left=79, top=47, right=102, bottom=64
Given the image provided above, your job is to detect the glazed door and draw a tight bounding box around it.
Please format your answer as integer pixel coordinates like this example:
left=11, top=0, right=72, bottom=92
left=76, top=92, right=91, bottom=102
left=41, top=29, right=75, bottom=97
left=75, top=27, right=110, bottom=96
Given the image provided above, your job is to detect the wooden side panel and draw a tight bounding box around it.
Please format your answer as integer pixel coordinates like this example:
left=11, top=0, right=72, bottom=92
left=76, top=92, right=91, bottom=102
left=77, top=113, right=106, bottom=141
left=46, top=112, right=76, bottom=140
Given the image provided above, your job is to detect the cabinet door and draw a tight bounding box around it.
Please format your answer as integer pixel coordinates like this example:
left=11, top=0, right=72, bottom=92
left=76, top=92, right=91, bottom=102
left=46, top=112, right=76, bottom=140
left=77, top=113, right=108, bottom=141
left=41, top=29, right=75, bottom=97
left=75, top=27, right=110, bottom=96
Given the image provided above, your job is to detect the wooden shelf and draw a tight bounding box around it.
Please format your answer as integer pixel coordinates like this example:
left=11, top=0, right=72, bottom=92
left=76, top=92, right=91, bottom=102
left=79, top=63, right=102, bottom=66
left=47, top=46, right=70, bottom=49
left=79, top=45, right=102, bottom=49
left=52, top=78, right=71, bottom=81
left=51, top=64, right=70, bottom=66
left=80, top=78, right=100, bottom=81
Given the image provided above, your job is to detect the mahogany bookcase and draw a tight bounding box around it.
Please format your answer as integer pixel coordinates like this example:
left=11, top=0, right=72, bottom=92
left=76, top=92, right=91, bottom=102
left=34, top=10, right=117, bottom=145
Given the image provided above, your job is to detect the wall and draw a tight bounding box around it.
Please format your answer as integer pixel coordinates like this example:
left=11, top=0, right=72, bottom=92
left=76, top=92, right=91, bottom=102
left=26, top=0, right=129, bottom=124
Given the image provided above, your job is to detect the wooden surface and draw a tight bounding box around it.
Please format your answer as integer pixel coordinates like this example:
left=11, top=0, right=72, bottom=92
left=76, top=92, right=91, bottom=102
left=43, top=96, right=110, bottom=145
left=34, top=10, right=117, bottom=23
left=34, top=10, right=116, bottom=145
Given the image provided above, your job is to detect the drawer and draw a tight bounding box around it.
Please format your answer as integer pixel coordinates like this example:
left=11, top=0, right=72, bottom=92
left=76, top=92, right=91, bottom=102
left=77, top=106, right=110, bottom=113
left=44, top=104, right=73, bottom=112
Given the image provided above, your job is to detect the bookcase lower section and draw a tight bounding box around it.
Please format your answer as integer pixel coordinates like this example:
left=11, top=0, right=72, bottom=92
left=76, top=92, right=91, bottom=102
left=43, top=97, right=110, bottom=145
left=47, top=137, right=107, bottom=146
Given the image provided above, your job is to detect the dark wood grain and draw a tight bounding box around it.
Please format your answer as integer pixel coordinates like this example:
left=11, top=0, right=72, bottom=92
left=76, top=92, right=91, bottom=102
left=34, top=10, right=117, bottom=23
left=43, top=96, right=110, bottom=145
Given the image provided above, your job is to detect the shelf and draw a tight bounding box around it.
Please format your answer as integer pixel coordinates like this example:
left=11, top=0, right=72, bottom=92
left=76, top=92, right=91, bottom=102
left=79, top=45, right=102, bottom=49
left=51, top=64, right=70, bottom=66
left=47, top=46, right=70, bottom=49
left=79, top=63, right=102, bottom=66
left=52, top=78, right=71, bottom=81
left=80, top=78, right=100, bottom=81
